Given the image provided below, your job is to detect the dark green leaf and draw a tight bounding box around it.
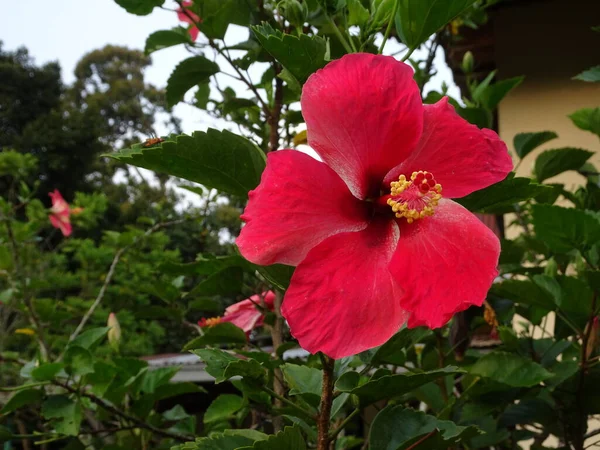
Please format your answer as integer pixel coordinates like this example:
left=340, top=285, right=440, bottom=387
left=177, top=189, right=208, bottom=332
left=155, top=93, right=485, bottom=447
left=145, top=28, right=191, bottom=55
left=347, top=0, right=370, bottom=26
left=70, top=327, right=110, bottom=349
left=192, top=349, right=265, bottom=383
left=532, top=204, right=600, bottom=253
left=171, top=429, right=267, bottom=450
left=161, top=254, right=251, bottom=276
left=534, top=148, right=593, bottom=182
left=0, top=388, right=44, bottom=414
left=340, top=367, right=462, bottom=406
left=32, top=363, right=65, bottom=381
left=204, top=394, right=245, bottom=424
left=499, top=399, right=556, bottom=427
left=281, top=364, right=322, bottom=399
left=106, top=129, right=266, bottom=198
left=140, top=366, right=179, bottom=393
left=166, top=56, right=220, bottom=107
left=569, top=107, right=600, bottom=137
left=513, top=131, right=558, bottom=159
left=370, top=327, right=431, bottom=365
left=369, top=406, right=481, bottom=450
left=573, top=65, right=600, bottom=82
left=395, top=0, right=477, bottom=50
left=253, top=24, right=329, bottom=84
left=152, top=382, right=207, bottom=401
left=457, top=176, right=550, bottom=214
left=64, top=347, right=94, bottom=376
left=183, top=323, right=248, bottom=350
left=196, top=0, right=253, bottom=39
left=491, top=278, right=555, bottom=310
left=470, top=352, right=553, bottom=387
left=256, top=264, right=294, bottom=290
left=114, top=0, right=164, bottom=15
left=41, top=396, right=82, bottom=436
left=195, top=82, right=211, bottom=109
left=238, top=426, right=307, bottom=450
left=189, top=266, right=244, bottom=296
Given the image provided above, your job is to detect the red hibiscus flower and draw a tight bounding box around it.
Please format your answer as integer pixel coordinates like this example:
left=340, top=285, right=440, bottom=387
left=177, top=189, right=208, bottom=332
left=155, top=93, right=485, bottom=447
left=48, top=190, right=72, bottom=237
left=177, top=0, right=201, bottom=41
left=236, top=54, right=513, bottom=359
left=199, top=291, right=276, bottom=334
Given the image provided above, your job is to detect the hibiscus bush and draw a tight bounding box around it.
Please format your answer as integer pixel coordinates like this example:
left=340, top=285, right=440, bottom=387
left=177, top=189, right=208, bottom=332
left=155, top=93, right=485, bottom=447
left=2, top=0, right=600, bottom=449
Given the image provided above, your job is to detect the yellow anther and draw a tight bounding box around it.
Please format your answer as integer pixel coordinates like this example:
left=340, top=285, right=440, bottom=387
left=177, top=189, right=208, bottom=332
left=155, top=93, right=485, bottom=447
left=386, top=171, right=443, bottom=223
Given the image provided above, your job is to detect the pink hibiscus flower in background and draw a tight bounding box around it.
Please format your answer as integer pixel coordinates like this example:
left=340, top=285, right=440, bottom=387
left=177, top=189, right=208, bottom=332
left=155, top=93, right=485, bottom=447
left=48, top=190, right=72, bottom=237
left=237, top=53, right=513, bottom=359
left=177, top=1, right=201, bottom=41
left=199, top=291, right=276, bottom=334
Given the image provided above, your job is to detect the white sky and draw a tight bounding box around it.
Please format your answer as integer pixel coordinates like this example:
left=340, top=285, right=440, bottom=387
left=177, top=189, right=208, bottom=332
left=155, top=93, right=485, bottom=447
left=1, top=0, right=460, bottom=208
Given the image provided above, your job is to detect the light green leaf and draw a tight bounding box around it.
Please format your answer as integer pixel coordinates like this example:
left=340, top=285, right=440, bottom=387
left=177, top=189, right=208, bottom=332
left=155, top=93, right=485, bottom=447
left=513, top=131, right=558, bottom=159
left=140, top=366, right=179, bottom=393
left=569, top=107, right=600, bottom=137
left=369, top=406, right=481, bottom=450
left=281, top=364, right=322, bottom=399
left=477, top=76, right=524, bottom=110
left=183, top=323, right=248, bottom=350
left=256, top=264, right=295, bottom=290
left=41, top=396, right=82, bottom=436
left=532, top=204, right=600, bottom=253
left=70, top=327, right=110, bottom=349
left=114, top=0, right=164, bottom=15
left=347, top=0, right=370, bottom=26
left=534, top=147, right=593, bottom=182
left=196, top=0, right=253, bottom=39
left=166, top=56, right=220, bottom=107
left=573, top=65, right=600, bottom=82
left=32, top=363, right=65, bottom=381
left=0, top=388, right=44, bottom=415
left=470, top=352, right=553, bottom=387
left=395, top=0, right=477, bottom=50
left=192, top=349, right=265, bottom=383
left=106, top=129, right=266, bottom=198
left=204, top=394, right=245, bottom=424
left=145, top=28, right=191, bottom=55
left=64, top=347, right=94, bottom=376
left=253, top=24, right=329, bottom=84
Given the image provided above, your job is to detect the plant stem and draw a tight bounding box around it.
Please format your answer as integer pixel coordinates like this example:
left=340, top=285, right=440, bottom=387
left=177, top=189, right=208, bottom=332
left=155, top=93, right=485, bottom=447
left=378, top=0, right=399, bottom=54
left=401, top=46, right=417, bottom=62
left=406, top=430, right=437, bottom=450
left=317, top=354, right=335, bottom=450
left=261, top=386, right=317, bottom=419
left=325, top=14, right=354, bottom=54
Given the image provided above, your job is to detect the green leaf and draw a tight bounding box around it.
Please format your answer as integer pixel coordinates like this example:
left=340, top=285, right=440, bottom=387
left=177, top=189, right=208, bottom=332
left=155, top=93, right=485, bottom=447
left=183, top=323, right=248, bottom=350
left=369, top=406, right=480, bottom=450
left=0, top=388, right=44, bottom=414
left=534, top=147, right=593, bottom=182
left=0, top=425, right=13, bottom=441
left=395, top=0, right=477, bottom=50
left=513, top=131, right=558, bottom=159
left=204, top=394, right=245, bottom=424
left=106, top=129, right=266, bottom=198
left=192, top=349, right=265, bottom=383
left=114, top=0, right=164, bottom=15
left=347, top=0, right=370, bottom=26
left=281, top=364, right=322, bottom=399
left=41, top=396, right=82, bottom=436
left=32, top=363, right=65, bottom=381
left=532, top=204, right=600, bottom=253
left=456, top=176, right=550, bottom=214
left=70, top=327, right=110, bottom=349
left=161, top=254, right=251, bottom=276
left=573, top=65, right=600, bottom=82
left=339, top=367, right=462, bottom=406
left=569, top=107, right=600, bottom=137
left=196, top=0, right=253, bottom=39
left=369, top=327, right=431, bottom=365
left=171, top=429, right=267, bottom=450
left=189, top=266, right=244, bottom=296
left=166, top=56, right=220, bottom=107
left=253, top=24, right=329, bottom=84
left=491, top=279, right=556, bottom=310
left=140, top=366, right=179, bottom=393
left=145, top=28, right=191, bottom=55
left=470, top=352, right=553, bottom=387
left=238, top=426, right=307, bottom=450
left=195, top=82, right=211, bottom=109
left=152, top=381, right=207, bottom=401
left=64, top=347, right=94, bottom=376
left=256, top=264, right=294, bottom=290
left=477, top=77, right=524, bottom=110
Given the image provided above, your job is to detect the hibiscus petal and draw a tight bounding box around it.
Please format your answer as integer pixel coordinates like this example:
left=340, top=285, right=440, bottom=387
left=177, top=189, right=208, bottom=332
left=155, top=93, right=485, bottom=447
left=390, top=200, right=500, bottom=329
left=384, top=98, right=513, bottom=198
left=50, top=214, right=72, bottom=237
left=237, top=150, right=369, bottom=266
left=302, top=53, right=423, bottom=199
left=281, top=219, right=408, bottom=359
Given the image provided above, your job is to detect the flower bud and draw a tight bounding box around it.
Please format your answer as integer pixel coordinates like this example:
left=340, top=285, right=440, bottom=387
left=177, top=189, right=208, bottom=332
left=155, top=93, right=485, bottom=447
left=544, top=257, right=558, bottom=277
left=279, top=0, right=308, bottom=29
left=461, top=51, right=474, bottom=74
left=107, top=312, right=121, bottom=352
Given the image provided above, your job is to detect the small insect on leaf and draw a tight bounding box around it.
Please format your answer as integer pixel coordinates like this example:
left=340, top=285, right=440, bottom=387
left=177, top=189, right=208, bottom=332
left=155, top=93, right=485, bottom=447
left=142, top=137, right=165, bottom=148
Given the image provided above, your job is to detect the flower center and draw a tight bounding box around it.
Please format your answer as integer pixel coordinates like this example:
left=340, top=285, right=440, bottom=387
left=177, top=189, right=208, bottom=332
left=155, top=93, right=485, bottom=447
left=199, top=316, right=222, bottom=328
left=386, top=171, right=442, bottom=223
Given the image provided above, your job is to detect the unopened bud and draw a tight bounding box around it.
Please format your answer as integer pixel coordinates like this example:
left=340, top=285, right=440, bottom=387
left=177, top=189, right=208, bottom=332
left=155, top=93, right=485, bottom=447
left=107, top=312, right=121, bottom=352
left=462, top=51, right=474, bottom=74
